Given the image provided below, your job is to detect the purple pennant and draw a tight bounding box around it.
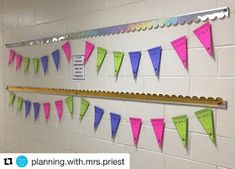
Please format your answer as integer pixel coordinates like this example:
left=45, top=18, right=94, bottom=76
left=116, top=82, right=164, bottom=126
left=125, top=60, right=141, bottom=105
left=33, top=102, right=40, bottom=121
left=147, top=46, right=162, bottom=77
left=110, top=112, right=121, bottom=139
left=25, top=100, right=31, bottom=118
left=41, top=56, right=48, bottom=75
left=94, top=106, right=104, bottom=129
left=52, top=49, right=60, bottom=71
left=129, top=51, right=141, bottom=79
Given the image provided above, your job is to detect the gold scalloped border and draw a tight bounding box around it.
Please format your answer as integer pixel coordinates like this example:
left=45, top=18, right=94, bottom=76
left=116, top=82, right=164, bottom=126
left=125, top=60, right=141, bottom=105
left=6, top=86, right=227, bottom=109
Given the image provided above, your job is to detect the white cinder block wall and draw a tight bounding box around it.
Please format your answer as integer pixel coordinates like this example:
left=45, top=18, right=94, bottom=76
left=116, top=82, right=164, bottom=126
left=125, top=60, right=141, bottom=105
left=0, top=0, right=235, bottom=169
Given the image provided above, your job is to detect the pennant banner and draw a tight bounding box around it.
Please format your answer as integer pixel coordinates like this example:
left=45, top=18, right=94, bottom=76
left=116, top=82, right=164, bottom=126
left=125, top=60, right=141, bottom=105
left=172, top=115, right=188, bottom=147
left=9, top=93, right=16, bottom=106
left=94, top=106, right=104, bottom=129
left=62, top=41, right=71, bottom=63
left=110, top=113, right=121, bottom=139
left=129, top=51, right=141, bottom=79
left=65, top=96, right=73, bottom=116
left=193, top=22, right=213, bottom=56
left=33, top=102, right=40, bottom=121
left=97, top=47, right=107, bottom=71
left=148, top=46, right=162, bottom=77
left=84, top=41, right=95, bottom=64
left=151, top=118, right=165, bottom=147
left=23, top=57, right=30, bottom=73
left=80, top=98, right=89, bottom=120
left=41, top=56, right=48, bottom=75
left=25, top=100, right=31, bottom=118
left=195, top=108, right=215, bottom=143
left=16, top=54, right=22, bottom=71
left=17, top=97, right=23, bottom=112
left=55, top=100, right=63, bottom=121
left=43, top=102, right=50, bottom=123
left=52, top=49, right=60, bottom=71
left=8, top=49, right=15, bottom=65
left=32, top=58, right=39, bottom=73
left=130, top=117, right=142, bottom=146
left=171, top=36, right=188, bottom=69
left=113, top=51, right=124, bottom=77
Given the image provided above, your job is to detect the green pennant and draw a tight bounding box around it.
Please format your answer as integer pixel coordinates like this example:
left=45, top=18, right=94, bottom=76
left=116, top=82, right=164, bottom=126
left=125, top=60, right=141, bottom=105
left=80, top=98, right=89, bottom=120
left=195, top=108, right=215, bottom=143
left=65, top=96, right=73, bottom=115
left=9, top=93, right=16, bottom=106
left=32, top=58, right=39, bottom=73
left=17, top=97, right=23, bottom=111
left=113, top=51, right=124, bottom=77
left=172, top=115, right=188, bottom=147
left=97, top=47, right=107, bottom=71
left=23, top=57, right=30, bottom=73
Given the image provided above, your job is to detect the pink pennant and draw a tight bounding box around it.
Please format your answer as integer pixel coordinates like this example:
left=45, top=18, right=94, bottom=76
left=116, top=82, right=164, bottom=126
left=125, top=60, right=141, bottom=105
left=151, top=118, right=165, bottom=147
left=171, top=36, right=188, bottom=69
left=43, top=103, right=50, bottom=123
left=62, top=41, right=71, bottom=63
left=8, top=49, right=15, bottom=65
left=15, top=54, right=22, bottom=71
left=55, top=100, right=63, bottom=122
left=84, top=41, right=95, bottom=64
left=129, top=117, right=142, bottom=146
left=193, top=22, right=213, bottom=56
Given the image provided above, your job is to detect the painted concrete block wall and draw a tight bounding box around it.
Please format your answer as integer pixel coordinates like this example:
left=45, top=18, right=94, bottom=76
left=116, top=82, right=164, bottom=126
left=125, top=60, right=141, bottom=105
left=0, top=0, right=235, bottom=169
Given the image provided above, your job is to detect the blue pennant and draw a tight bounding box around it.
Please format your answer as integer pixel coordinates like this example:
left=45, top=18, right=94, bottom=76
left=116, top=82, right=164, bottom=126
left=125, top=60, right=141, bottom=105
left=129, top=51, right=141, bottom=79
left=147, top=46, right=162, bottom=77
left=41, top=56, right=48, bottom=75
left=25, top=100, right=31, bottom=118
left=52, top=49, right=60, bottom=71
left=33, top=102, right=40, bottom=121
left=94, top=106, right=104, bottom=129
left=110, top=112, right=121, bottom=139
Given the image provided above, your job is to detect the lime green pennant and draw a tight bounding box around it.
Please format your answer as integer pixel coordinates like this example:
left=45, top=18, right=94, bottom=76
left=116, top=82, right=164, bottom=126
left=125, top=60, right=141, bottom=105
left=23, top=57, right=30, bottom=73
left=97, top=47, right=107, bottom=71
left=17, top=97, right=23, bottom=111
left=9, top=93, right=16, bottom=106
left=113, top=51, right=124, bottom=77
left=195, top=108, right=215, bottom=143
left=80, top=98, right=89, bottom=120
left=65, top=96, right=73, bottom=115
left=32, top=58, right=39, bottom=73
left=172, top=115, right=188, bottom=147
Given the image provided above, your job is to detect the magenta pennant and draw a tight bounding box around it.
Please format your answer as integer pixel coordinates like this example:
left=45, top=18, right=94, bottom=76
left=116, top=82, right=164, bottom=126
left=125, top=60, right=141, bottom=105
left=148, top=46, right=162, bottom=77
left=151, top=118, right=165, bottom=147
left=84, top=41, right=95, bottom=65
left=171, top=36, right=188, bottom=69
left=55, top=100, right=63, bottom=122
left=8, top=49, right=15, bottom=65
left=193, top=22, right=213, bottom=56
left=16, top=54, right=22, bottom=71
left=62, top=41, right=71, bottom=63
left=43, top=103, right=50, bottom=123
left=129, top=51, right=141, bottom=79
left=129, top=117, right=142, bottom=146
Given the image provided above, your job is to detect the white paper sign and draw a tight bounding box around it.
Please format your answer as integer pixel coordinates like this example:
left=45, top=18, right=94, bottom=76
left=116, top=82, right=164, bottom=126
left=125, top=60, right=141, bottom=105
left=73, top=55, right=85, bottom=80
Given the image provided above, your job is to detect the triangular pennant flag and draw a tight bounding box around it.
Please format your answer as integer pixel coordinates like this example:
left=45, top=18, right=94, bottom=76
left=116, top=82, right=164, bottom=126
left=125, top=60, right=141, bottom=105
left=151, top=118, right=165, bottom=147
left=43, top=102, right=50, bottom=123
left=16, top=54, right=22, bottom=71
left=84, top=41, right=95, bottom=64
left=130, top=117, right=142, bottom=146
left=80, top=98, right=89, bottom=120
left=23, top=57, right=30, bottom=73
left=62, top=41, right=71, bottom=63
left=171, top=36, right=188, bottom=69
left=55, top=100, right=63, bottom=121
left=9, top=93, right=16, bottom=106
left=52, top=49, right=60, bottom=71
left=65, top=96, right=73, bottom=116
left=94, top=106, right=104, bottom=129
left=110, top=113, right=121, bottom=139
left=25, top=100, right=31, bottom=118
left=8, top=49, right=15, bottom=65
left=17, top=97, right=23, bottom=112
left=129, top=51, right=141, bottom=79
left=97, top=47, right=107, bottom=71
left=193, top=22, right=213, bottom=56
left=41, top=56, right=48, bottom=75
left=195, top=108, right=215, bottom=143
left=113, top=51, right=124, bottom=77
left=33, top=102, right=40, bottom=121
left=32, top=58, right=39, bottom=73
left=172, top=115, right=188, bottom=147
left=148, top=46, right=162, bottom=76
